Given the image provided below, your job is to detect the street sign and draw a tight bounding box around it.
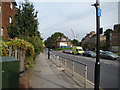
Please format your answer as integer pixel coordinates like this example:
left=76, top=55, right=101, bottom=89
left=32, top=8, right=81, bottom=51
left=98, top=8, right=101, bottom=16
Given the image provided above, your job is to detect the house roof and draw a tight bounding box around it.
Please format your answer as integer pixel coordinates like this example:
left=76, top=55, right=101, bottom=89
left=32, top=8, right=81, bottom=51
left=1, top=0, right=17, bottom=5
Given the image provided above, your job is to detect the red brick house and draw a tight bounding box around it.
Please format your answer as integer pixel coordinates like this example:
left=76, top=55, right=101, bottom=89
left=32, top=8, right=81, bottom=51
left=0, top=0, right=17, bottom=40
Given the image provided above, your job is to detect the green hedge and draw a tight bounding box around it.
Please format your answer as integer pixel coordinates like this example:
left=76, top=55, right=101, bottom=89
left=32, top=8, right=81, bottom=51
left=0, top=39, right=35, bottom=69
left=56, top=48, right=72, bottom=50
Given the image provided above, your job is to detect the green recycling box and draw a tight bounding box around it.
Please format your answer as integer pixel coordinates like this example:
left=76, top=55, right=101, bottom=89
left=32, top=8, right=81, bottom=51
left=0, top=56, right=19, bottom=88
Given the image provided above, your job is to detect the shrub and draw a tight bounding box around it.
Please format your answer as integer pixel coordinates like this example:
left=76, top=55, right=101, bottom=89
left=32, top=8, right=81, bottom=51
left=6, top=39, right=34, bottom=57
left=56, top=48, right=72, bottom=50
left=0, top=41, right=8, bottom=56
left=24, top=36, right=44, bottom=56
left=0, top=39, right=35, bottom=69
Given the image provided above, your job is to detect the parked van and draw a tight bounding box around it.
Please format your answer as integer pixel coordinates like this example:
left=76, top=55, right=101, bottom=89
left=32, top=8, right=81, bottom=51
left=72, top=46, right=84, bottom=55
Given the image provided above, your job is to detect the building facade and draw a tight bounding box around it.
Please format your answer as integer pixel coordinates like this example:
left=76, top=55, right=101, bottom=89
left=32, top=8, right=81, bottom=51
left=90, top=34, right=106, bottom=45
left=81, top=31, right=95, bottom=45
left=0, top=0, right=17, bottom=40
left=81, top=31, right=106, bottom=50
left=57, top=37, right=72, bottom=48
left=110, top=24, right=120, bottom=52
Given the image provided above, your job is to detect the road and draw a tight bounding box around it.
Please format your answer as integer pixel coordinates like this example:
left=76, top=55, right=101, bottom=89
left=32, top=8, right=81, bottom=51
left=52, top=51, right=119, bottom=88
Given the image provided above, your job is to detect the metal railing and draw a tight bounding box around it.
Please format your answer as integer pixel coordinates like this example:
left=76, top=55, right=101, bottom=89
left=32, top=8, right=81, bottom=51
left=49, top=51, right=88, bottom=88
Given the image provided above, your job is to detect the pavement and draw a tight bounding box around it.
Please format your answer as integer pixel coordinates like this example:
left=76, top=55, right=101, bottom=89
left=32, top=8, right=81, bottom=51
left=29, top=53, right=81, bottom=88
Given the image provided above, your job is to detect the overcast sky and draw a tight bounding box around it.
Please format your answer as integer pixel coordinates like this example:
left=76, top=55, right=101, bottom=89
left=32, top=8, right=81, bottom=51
left=16, top=0, right=119, bottom=41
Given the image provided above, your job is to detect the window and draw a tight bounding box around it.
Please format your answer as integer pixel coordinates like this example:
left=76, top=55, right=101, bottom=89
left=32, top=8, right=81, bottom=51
left=0, top=27, right=3, bottom=36
left=10, top=3, right=13, bottom=9
left=76, top=49, right=83, bottom=52
left=110, top=33, right=112, bottom=37
left=9, top=16, right=12, bottom=24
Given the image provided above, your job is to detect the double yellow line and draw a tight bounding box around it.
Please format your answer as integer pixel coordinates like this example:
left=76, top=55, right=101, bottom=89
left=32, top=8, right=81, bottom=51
left=74, top=71, right=103, bottom=90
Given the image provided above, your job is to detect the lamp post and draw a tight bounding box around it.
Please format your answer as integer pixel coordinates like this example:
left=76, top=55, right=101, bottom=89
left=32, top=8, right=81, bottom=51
left=92, top=0, right=101, bottom=89
left=48, top=48, right=50, bottom=59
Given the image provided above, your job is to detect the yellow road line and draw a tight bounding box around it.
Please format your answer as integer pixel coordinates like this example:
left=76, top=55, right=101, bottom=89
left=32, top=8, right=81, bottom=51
left=51, top=57, right=103, bottom=89
left=74, top=71, right=94, bottom=85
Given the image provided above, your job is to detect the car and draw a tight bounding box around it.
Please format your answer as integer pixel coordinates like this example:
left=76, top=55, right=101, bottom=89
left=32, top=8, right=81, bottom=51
left=67, top=50, right=72, bottom=54
left=62, top=50, right=68, bottom=53
left=100, top=51, right=118, bottom=60
left=83, top=51, right=96, bottom=58
left=100, top=50, right=104, bottom=53
left=62, top=50, right=72, bottom=54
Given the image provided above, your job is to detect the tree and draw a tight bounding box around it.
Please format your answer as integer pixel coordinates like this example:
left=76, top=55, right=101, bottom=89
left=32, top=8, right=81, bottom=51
left=79, top=42, right=82, bottom=46
left=8, top=1, right=43, bottom=54
left=104, top=29, right=113, bottom=48
left=8, top=1, right=38, bottom=38
left=44, top=37, right=52, bottom=48
left=100, top=41, right=106, bottom=50
left=71, top=39, right=79, bottom=46
left=44, top=32, right=67, bottom=49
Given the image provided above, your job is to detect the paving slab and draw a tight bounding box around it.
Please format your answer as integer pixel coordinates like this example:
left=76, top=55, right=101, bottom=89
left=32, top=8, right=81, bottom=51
left=29, top=53, right=77, bottom=88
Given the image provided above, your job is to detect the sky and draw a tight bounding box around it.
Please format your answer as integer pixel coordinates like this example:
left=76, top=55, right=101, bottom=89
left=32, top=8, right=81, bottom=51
left=16, top=0, right=119, bottom=41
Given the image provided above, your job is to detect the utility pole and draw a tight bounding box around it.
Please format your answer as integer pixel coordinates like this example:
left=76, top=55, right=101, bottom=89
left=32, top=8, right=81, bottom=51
left=48, top=48, right=50, bottom=59
left=92, top=0, right=101, bottom=90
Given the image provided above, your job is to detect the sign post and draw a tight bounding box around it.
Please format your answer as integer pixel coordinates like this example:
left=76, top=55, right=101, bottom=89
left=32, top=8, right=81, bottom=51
left=48, top=48, right=50, bottom=59
left=92, top=0, right=101, bottom=89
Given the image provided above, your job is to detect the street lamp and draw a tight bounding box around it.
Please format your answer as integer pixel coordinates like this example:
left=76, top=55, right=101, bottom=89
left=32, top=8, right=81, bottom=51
left=92, top=0, right=101, bottom=90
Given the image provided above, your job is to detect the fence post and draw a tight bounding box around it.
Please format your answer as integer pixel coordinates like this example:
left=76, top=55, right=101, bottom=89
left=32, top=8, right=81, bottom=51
left=57, top=56, right=60, bottom=67
left=50, top=52, right=52, bottom=61
left=12, top=49, right=15, bottom=57
left=72, top=62, right=74, bottom=76
left=53, top=54, right=55, bottom=63
left=54, top=55, right=56, bottom=64
left=19, top=49, right=25, bottom=72
left=9, top=46, right=12, bottom=56
left=52, top=53, right=55, bottom=64
left=60, top=58, right=62, bottom=68
left=15, top=49, right=18, bottom=59
left=64, top=59, right=66, bottom=70
left=84, top=65, right=87, bottom=88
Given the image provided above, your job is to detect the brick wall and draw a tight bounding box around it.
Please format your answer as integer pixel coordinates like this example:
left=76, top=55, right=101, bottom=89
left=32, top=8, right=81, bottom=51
left=0, top=1, right=17, bottom=40
left=19, top=70, right=30, bottom=88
